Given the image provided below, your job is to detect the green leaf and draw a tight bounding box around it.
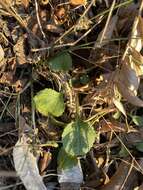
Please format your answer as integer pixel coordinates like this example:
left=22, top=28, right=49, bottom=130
left=34, top=88, right=65, bottom=117
left=58, top=148, right=78, bottom=170
left=132, top=115, right=143, bottom=126
left=118, top=146, right=129, bottom=157
left=48, top=52, right=72, bottom=72
left=135, top=142, right=143, bottom=152
left=62, top=119, right=96, bottom=156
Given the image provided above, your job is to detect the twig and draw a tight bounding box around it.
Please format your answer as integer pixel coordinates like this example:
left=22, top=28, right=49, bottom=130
left=103, top=118, right=143, bottom=175
left=34, top=0, right=46, bottom=40
left=119, top=158, right=135, bottom=190
left=99, top=0, right=116, bottom=45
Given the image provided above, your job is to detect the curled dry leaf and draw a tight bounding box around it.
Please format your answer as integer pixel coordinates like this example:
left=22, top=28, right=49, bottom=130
left=118, top=59, right=140, bottom=96
left=117, top=79, right=143, bottom=107
left=115, top=16, right=143, bottom=107
left=116, top=59, right=143, bottom=107
left=13, top=134, right=47, bottom=190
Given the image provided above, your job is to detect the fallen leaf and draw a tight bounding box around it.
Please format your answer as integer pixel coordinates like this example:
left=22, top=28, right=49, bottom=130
left=120, top=59, right=140, bottom=94
left=94, top=15, right=118, bottom=48
left=117, top=80, right=143, bottom=107
left=13, top=134, right=47, bottom=190
left=100, top=159, right=141, bottom=190
left=99, top=120, right=126, bottom=133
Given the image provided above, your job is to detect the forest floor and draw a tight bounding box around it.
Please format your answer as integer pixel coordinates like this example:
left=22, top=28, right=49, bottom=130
left=1, top=0, right=143, bottom=190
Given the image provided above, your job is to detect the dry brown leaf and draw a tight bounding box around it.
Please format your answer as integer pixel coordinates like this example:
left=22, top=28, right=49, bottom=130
left=115, top=16, right=143, bottom=106
left=39, top=151, right=52, bottom=176
left=13, top=134, right=47, bottom=190
left=94, top=15, right=118, bottom=48
left=14, top=36, right=27, bottom=65
left=119, top=59, right=140, bottom=96
left=100, top=159, right=139, bottom=190
left=0, top=72, right=13, bottom=85
left=116, top=56, right=143, bottom=106
left=117, top=80, right=143, bottom=107
left=117, top=2, right=139, bottom=35
left=99, top=120, right=126, bottom=133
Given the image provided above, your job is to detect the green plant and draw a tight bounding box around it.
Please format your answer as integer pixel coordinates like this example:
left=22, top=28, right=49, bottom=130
left=34, top=87, right=96, bottom=168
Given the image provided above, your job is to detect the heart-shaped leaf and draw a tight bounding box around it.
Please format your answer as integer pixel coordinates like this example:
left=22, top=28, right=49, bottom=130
left=34, top=88, right=65, bottom=117
left=62, top=119, right=96, bottom=156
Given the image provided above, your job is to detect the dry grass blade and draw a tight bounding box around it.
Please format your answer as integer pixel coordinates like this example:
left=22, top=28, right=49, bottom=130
left=94, top=0, right=117, bottom=48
